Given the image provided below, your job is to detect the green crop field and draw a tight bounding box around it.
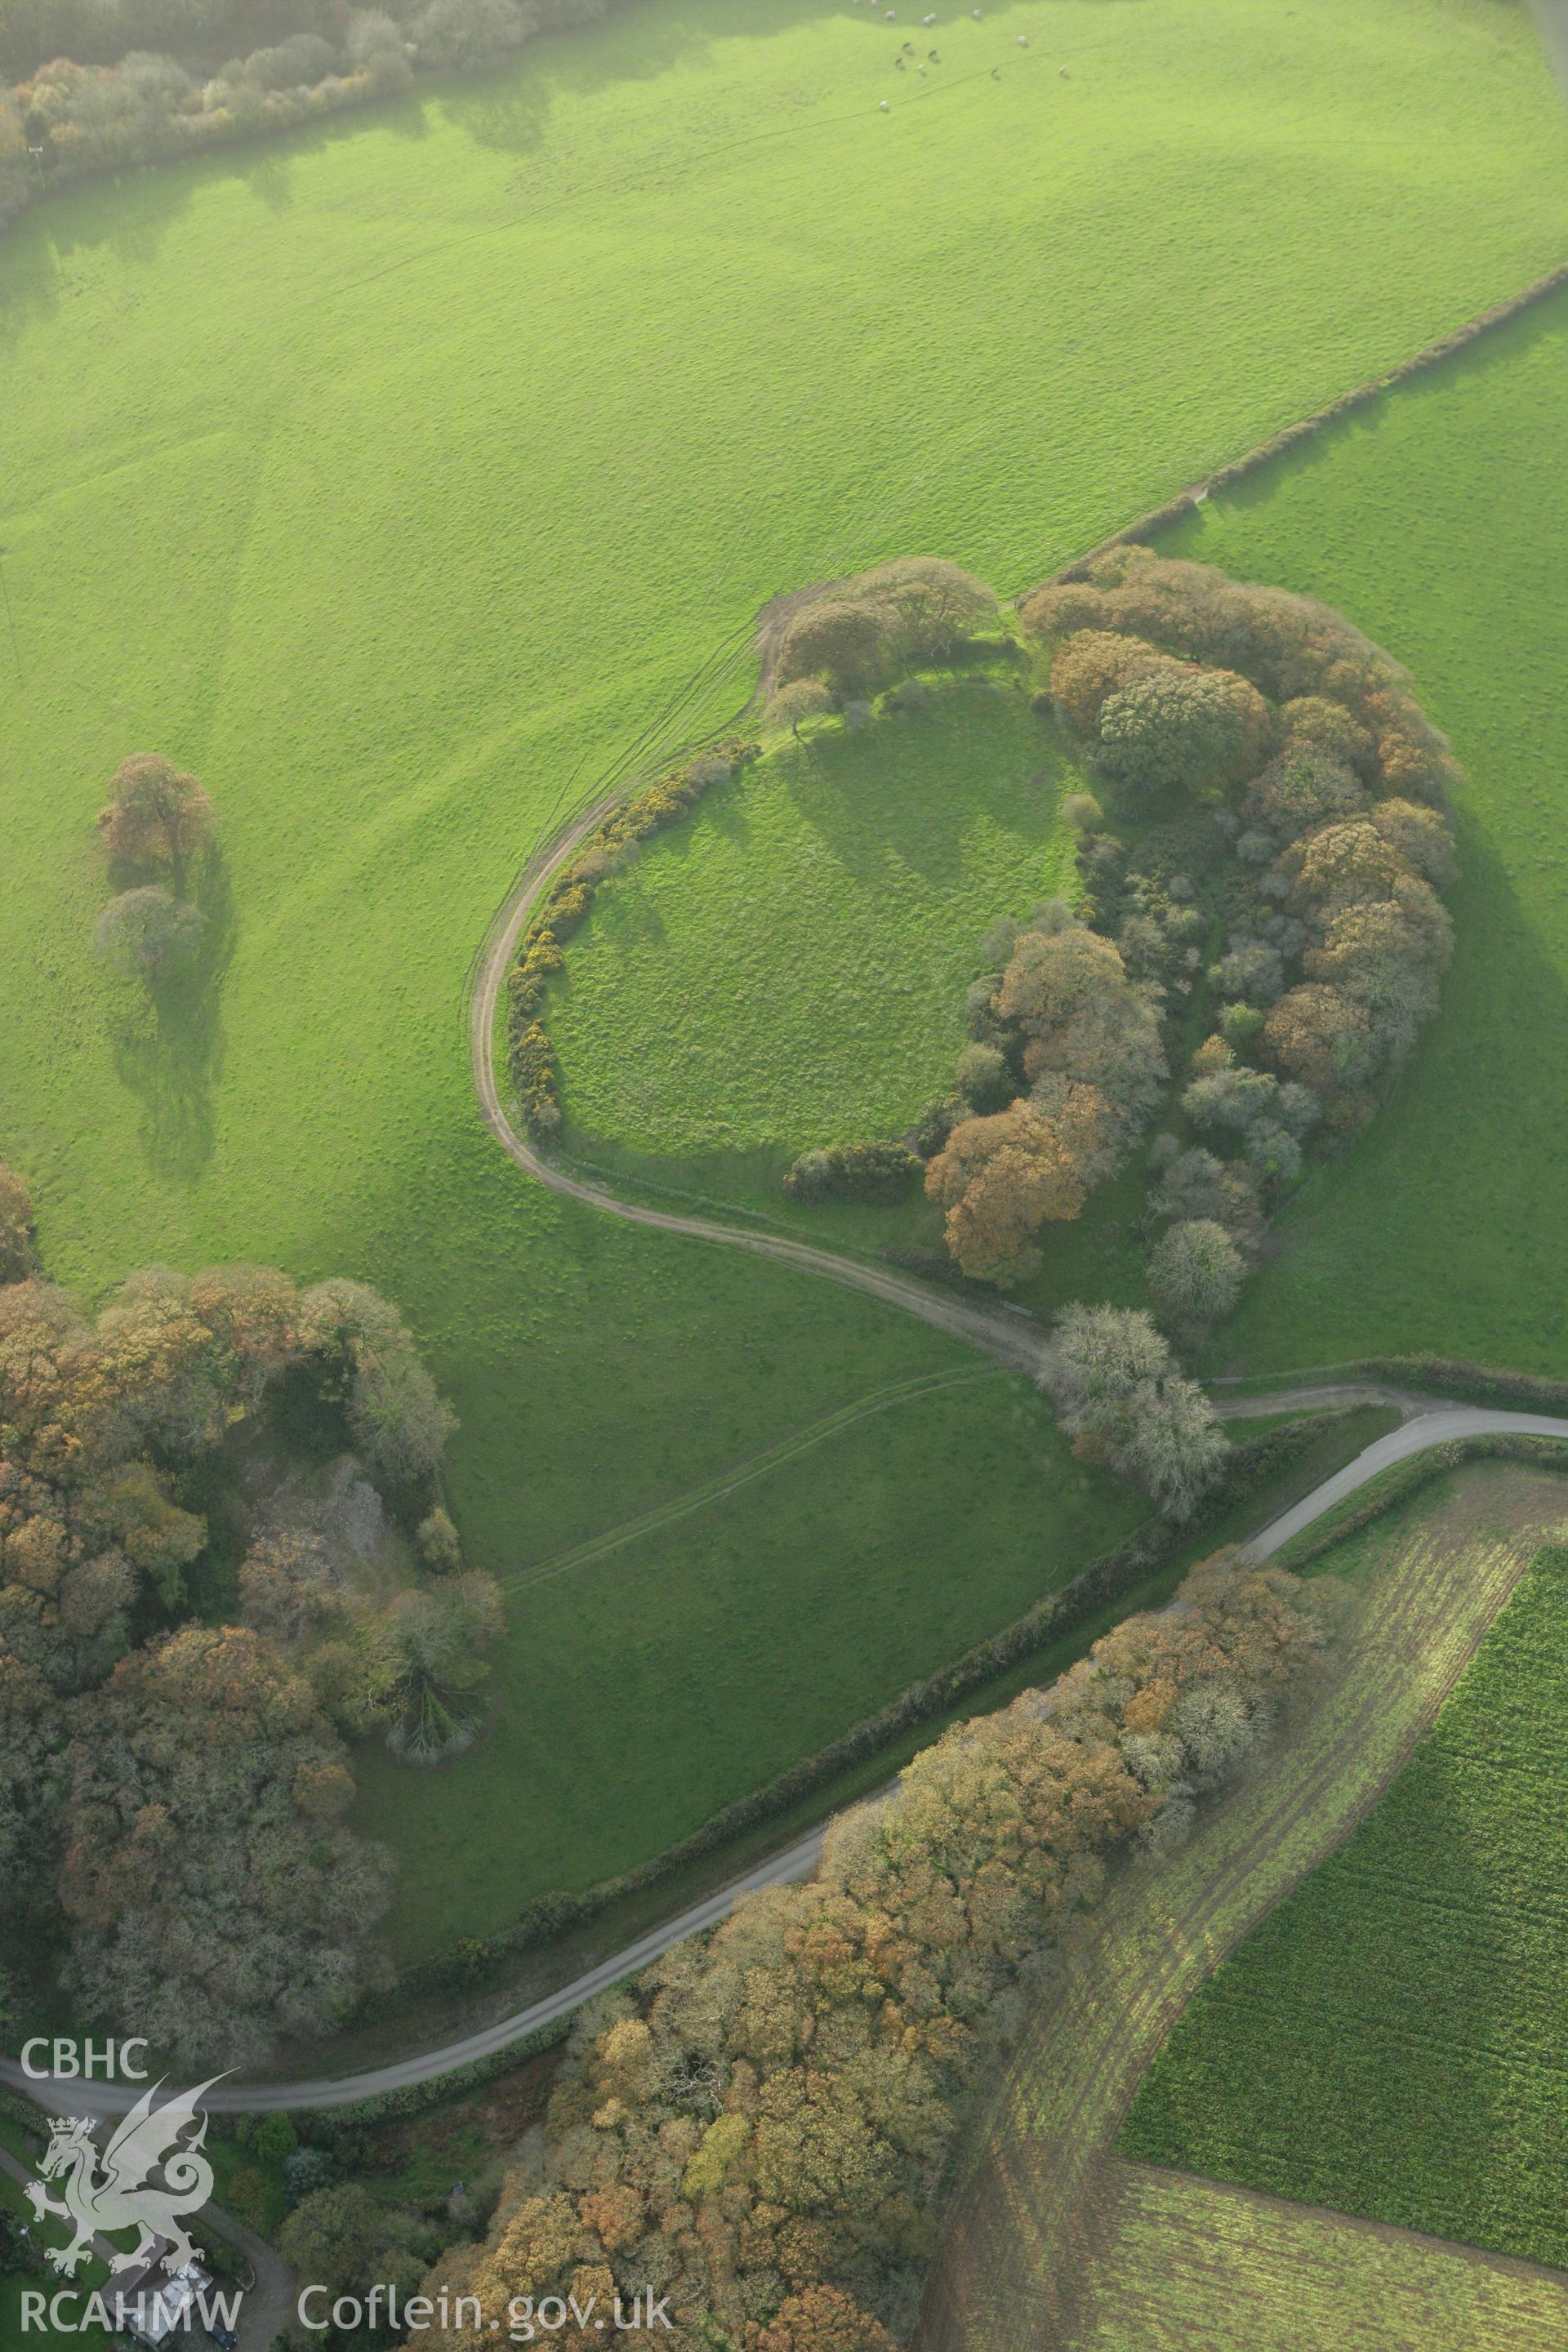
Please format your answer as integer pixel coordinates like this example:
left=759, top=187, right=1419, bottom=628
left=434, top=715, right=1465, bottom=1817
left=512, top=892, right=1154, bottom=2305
left=1122, top=1522, right=1568, bottom=2271
left=1156, top=286, right=1568, bottom=1379
left=4, top=0, right=1567, bottom=1944
left=550, top=673, right=1078, bottom=1161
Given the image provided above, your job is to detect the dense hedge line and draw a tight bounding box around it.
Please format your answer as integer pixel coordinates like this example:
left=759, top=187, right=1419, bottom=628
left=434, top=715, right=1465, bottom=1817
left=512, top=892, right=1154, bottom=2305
left=1046, top=261, right=1568, bottom=585
left=504, top=738, right=758, bottom=1137
left=1223, top=1354, right=1568, bottom=1415
left=0, top=0, right=633, bottom=238
left=371, top=1411, right=1355, bottom=2008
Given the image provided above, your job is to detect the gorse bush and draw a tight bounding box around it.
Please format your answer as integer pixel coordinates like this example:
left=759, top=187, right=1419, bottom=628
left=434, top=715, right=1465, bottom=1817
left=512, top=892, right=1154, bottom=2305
left=782, top=1140, right=921, bottom=1205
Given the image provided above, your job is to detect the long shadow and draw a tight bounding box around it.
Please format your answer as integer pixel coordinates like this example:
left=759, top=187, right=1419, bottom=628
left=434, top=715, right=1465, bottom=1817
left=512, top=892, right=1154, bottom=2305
left=109, top=840, right=236, bottom=1183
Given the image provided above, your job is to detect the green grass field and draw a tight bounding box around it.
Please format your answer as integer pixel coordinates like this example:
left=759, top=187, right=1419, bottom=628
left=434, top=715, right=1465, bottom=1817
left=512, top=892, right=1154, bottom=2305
left=550, top=672, right=1079, bottom=1159
left=1159, top=286, right=1568, bottom=1378
left=1121, top=1517, right=1568, bottom=2271
left=4, top=0, right=1567, bottom=1945
left=358, top=1365, right=1149, bottom=1953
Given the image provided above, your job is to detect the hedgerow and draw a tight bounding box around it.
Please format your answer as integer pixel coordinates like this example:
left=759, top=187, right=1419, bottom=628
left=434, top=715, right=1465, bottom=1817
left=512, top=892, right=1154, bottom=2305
left=504, top=737, right=758, bottom=1138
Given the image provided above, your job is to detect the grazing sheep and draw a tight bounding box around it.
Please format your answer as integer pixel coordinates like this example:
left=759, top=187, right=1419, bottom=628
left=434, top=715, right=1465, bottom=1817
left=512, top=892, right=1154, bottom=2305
left=879, top=96, right=890, bottom=109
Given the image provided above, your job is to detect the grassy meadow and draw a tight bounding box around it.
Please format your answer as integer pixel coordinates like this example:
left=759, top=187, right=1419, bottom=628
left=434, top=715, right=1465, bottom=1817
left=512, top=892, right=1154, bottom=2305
left=1123, top=1525, right=1568, bottom=2268
left=550, top=673, right=1078, bottom=1160
left=359, top=1365, right=1150, bottom=1953
left=3, top=0, right=1568, bottom=1944
left=1157, top=287, right=1568, bottom=1378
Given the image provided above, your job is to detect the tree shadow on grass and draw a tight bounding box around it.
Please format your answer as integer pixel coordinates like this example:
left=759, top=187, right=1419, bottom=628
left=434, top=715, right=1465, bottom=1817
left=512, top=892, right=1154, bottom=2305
left=109, top=840, right=236, bottom=1184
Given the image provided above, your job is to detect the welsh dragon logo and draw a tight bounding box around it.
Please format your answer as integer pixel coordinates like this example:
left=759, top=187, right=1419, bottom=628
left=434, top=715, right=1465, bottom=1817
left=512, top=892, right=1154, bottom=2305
left=25, top=2078, right=223, bottom=2278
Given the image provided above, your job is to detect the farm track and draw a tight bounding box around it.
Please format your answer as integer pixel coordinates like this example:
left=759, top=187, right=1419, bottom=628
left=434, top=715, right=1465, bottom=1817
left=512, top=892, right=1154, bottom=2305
left=498, top=1365, right=1004, bottom=1594
left=921, top=1468, right=1568, bottom=2352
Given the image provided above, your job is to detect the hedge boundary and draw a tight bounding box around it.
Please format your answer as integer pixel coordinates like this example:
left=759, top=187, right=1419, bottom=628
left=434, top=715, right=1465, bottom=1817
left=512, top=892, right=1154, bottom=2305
left=1040, top=261, right=1568, bottom=586
left=370, top=1412, right=1361, bottom=2009
left=1219, top=1353, right=1568, bottom=1415
left=1281, top=1432, right=1568, bottom=1570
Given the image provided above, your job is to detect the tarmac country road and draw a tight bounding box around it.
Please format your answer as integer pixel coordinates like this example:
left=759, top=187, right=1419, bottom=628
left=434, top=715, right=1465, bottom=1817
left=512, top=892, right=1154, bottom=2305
left=5, top=1396, right=1566, bottom=2123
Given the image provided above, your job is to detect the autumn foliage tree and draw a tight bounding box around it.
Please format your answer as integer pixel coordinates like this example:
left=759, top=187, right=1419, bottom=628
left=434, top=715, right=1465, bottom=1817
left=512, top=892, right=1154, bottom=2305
left=0, top=1238, right=459, bottom=2063
left=412, top=1551, right=1337, bottom=2350
left=96, top=752, right=214, bottom=886
left=57, top=1624, right=389, bottom=2068
left=924, top=1090, right=1108, bottom=1281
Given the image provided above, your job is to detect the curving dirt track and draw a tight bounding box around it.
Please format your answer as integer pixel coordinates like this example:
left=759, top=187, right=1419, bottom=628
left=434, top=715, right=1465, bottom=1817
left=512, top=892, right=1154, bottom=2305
left=465, top=779, right=1049, bottom=1377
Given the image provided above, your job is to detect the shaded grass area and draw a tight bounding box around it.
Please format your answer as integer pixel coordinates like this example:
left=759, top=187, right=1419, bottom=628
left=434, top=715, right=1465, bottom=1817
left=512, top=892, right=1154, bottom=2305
left=1122, top=1495, right=1568, bottom=2270
left=359, top=1367, right=1147, bottom=1956
left=1164, top=283, right=1568, bottom=1376
left=0, top=2163, right=114, bottom=2352
left=550, top=672, right=1079, bottom=1158
left=336, top=1404, right=1396, bottom=2012
left=2, top=0, right=1566, bottom=1942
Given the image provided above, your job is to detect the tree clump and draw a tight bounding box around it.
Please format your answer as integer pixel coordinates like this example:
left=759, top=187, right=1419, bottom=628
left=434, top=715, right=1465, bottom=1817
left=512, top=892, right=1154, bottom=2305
left=0, top=1232, right=464, bottom=2065
left=1048, top=1303, right=1228, bottom=1520
left=774, top=559, right=998, bottom=705
left=996, top=548, right=1461, bottom=1322
left=97, top=751, right=214, bottom=883
left=410, top=1548, right=1337, bottom=2350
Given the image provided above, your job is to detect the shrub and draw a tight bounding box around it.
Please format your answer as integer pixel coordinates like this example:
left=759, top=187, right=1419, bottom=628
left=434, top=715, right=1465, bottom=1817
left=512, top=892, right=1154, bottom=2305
left=416, top=1506, right=462, bottom=1573
left=1148, top=1218, right=1246, bottom=1329
left=283, top=2145, right=339, bottom=2205
left=953, top=1040, right=1013, bottom=1113
left=1060, top=791, right=1103, bottom=831
left=510, top=1018, right=561, bottom=1137
left=93, top=884, right=204, bottom=982
left=783, top=1140, right=920, bottom=1205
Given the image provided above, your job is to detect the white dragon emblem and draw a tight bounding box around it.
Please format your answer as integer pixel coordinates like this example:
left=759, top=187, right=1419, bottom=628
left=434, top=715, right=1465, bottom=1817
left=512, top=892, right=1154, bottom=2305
left=24, top=2078, right=222, bottom=2278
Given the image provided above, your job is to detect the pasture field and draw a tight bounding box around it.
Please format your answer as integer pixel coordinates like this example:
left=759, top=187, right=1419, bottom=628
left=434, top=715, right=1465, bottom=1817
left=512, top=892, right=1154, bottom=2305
left=356, top=1365, right=1148, bottom=1953
left=1160, top=283, right=1568, bottom=1378
left=1121, top=1527, right=1568, bottom=2272
left=3, top=0, right=1567, bottom=1934
left=550, top=672, right=1079, bottom=1160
